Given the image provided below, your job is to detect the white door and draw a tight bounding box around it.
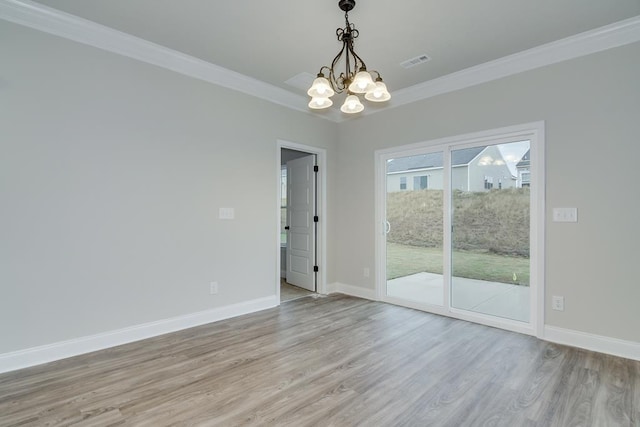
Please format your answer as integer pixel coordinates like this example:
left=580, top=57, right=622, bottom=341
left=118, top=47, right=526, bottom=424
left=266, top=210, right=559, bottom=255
left=286, top=155, right=317, bottom=291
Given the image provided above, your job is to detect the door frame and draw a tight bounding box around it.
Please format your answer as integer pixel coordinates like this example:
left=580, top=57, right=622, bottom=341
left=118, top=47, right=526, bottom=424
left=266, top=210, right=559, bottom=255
left=276, top=140, right=327, bottom=301
left=375, top=122, right=545, bottom=337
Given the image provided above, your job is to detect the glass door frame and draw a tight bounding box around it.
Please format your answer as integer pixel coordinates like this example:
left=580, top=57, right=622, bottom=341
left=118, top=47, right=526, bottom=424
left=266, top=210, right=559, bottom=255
left=375, top=122, right=545, bottom=337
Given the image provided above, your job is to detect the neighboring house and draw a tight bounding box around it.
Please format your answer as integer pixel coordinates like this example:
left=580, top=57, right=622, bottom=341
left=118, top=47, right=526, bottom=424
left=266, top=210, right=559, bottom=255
left=516, top=149, right=531, bottom=188
left=387, top=146, right=517, bottom=192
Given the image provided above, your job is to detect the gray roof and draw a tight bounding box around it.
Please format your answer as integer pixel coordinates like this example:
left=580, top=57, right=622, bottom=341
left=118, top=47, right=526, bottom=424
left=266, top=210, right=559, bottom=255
left=387, top=146, right=485, bottom=173
left=516, top=149, right=530, bottom=168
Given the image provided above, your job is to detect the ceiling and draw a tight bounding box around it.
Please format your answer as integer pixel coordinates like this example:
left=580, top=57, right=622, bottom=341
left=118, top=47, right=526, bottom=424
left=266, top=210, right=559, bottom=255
left=18, top=0, right=640, bottom=111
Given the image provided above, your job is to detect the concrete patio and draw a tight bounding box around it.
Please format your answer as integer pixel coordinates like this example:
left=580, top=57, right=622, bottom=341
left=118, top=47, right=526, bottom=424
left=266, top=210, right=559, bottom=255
left=386, top=272, right=530, bottom=322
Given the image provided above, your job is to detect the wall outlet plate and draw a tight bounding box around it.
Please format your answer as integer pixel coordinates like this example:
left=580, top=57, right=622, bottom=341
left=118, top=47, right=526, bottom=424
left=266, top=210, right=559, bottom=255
left=552, top=295, right=564, bottom=311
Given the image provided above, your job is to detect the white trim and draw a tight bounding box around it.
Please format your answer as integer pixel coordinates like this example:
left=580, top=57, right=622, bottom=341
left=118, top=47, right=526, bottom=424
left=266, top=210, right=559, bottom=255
left=327, top=282, right=377, bottom=301
left=374, top=154, right=387, bottom=302
left=376, top=122, right=544, bottom=157
left=0, top=295, right=278, bottom=374
left=544, top=326, right=640, bottom=362
left=277, top=141, right=328, bottom=298
left=448, top=308, right=535, bottom=337
left=443, top=148, right=453, bottom=311
left=1, top=0, right=639, bottom=123
left=531, top=124, right=546, bottom=338
left=374, top=121, right=545, bottom=337
left=325, top=282, right=339, bottom=294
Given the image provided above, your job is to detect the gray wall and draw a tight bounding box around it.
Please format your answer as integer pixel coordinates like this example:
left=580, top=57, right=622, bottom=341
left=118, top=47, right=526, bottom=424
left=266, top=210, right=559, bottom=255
left=335, top=42, right=640, bottom=343
left=0, top=22, right=338, bottom=353
left=2, top=18, right=639, bottom=356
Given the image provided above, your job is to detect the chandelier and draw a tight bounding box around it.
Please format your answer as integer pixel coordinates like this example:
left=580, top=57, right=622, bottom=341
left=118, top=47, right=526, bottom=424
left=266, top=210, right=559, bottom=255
left=307, top=0, right=391, bottom=114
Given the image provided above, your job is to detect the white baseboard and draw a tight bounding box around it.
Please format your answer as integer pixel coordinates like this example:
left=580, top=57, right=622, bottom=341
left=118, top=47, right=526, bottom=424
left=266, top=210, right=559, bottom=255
left=6, top=294, right=635, bottom=375
left=0, top=295, right=279, bottom=374
left=544, top=326, right=640, bottom=361
left=327, top=282, right=377, bottom=301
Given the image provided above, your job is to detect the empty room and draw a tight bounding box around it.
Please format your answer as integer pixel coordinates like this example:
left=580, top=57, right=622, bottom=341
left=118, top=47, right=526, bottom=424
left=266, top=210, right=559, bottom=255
left=1, top=0, right=639, bottom=425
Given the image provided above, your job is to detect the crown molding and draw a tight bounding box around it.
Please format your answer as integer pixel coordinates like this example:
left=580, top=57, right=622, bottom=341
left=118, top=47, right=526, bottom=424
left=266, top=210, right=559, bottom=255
left=0, top=0, right=342, bottom=122
left=1, top=0, right=639, bottom=123
left=383, top=15, right=640, bottom=114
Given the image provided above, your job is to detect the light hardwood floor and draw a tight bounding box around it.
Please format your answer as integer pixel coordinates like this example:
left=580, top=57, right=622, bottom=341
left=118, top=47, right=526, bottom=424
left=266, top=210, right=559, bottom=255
left=1, top=294, right=638, bottom=426
left=280, top=279, right=314, bottom=302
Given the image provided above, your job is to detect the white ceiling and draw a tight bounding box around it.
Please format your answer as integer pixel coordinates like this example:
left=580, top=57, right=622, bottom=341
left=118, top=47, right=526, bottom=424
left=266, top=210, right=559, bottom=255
left=8, top=0, right=640, bottom=118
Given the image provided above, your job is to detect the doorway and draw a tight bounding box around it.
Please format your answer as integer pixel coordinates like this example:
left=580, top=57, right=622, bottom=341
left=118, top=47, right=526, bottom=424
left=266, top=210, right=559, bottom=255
left=277, top=141, right=327, bottom=303
left=376, top=123, right=545, bottom=336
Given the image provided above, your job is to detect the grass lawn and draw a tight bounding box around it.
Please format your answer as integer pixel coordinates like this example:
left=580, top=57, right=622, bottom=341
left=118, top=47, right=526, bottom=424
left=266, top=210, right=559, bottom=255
left=387, top=243, right=530, bottom=286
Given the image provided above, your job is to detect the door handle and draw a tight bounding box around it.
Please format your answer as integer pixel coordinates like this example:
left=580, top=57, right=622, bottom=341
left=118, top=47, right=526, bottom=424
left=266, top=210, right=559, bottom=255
left=385, top=221, right=391, bottom=234
left=285, top=226, right=290, bottom=230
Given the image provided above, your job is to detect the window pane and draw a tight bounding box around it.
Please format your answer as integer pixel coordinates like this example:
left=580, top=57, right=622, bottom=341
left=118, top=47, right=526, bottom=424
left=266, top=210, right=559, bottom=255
left=386, top=152, right=444, bottom=306
left=451, top=140, right=531, bottom=322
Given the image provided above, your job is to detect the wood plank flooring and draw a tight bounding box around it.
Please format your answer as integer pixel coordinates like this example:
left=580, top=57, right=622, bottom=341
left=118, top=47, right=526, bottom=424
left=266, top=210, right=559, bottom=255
left=280, top=280, right=314, bottom=302
left=1, top=294, right=638, bottom=426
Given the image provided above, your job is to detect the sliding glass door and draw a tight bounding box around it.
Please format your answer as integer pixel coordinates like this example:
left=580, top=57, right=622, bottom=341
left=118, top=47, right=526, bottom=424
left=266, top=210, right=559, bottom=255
left=378, top=124, right=542, bottom=334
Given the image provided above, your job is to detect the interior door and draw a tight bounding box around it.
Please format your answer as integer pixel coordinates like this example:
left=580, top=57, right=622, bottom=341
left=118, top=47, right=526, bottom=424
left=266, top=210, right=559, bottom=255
left=286, top=155, right=317, bottom=291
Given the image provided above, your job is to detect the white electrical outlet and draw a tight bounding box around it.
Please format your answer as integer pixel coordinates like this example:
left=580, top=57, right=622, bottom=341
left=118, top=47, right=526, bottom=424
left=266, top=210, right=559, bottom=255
left=552, top=295, right=564, bottom=311
left=210, top=281, right=219, bottom=295
left=363, top=267, right=370, bottom=278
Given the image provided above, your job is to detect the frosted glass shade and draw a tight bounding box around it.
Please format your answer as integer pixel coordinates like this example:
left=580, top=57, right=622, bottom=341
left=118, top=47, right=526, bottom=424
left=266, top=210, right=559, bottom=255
left=308, top=96, right=333, bottom=109
left=348, top=70, right=375, bottom=93
left=307, top=77, right=335, bottom=98
left=364, top=81, right=391, bottom=102
left=340, top=94, right=364, bottom=113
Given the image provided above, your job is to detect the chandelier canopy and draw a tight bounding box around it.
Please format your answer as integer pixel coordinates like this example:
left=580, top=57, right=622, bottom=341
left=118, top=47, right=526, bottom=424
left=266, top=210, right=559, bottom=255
left=308, top=0, right=390, bottom=114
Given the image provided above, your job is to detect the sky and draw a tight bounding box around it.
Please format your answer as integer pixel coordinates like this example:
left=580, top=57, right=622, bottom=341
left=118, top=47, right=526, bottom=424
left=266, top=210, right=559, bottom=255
left=497, top=140, right=530, bottom=177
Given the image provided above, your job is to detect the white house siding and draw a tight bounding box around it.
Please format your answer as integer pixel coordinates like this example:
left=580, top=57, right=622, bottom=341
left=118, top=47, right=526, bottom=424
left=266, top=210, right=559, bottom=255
left=387, top=168, right=444, bottom=192
left=467, top=145, right=517, bottom=192
left=387, top=146, right=515, bottom=192
left=451, top=166, right=469, bottom=191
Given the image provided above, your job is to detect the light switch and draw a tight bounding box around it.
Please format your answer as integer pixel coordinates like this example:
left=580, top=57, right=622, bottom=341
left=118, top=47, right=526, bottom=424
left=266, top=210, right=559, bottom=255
left=553, top=207, right=578, bottom=223
left=219, top=207, right=235, bottom=220
left=552, top=296, right=565, bottom=311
